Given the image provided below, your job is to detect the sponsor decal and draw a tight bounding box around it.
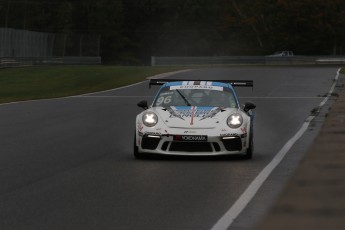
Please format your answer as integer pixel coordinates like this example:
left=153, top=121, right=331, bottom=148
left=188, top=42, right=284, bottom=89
left=200, top=107, right=225, bottom=120
left=190, top=106, right=196, bottom=125
left=163, top=106, right=224, bottom=121
left=170, top=106, right=213, bottom=118
left=220, top=133, right=238, bottom=137
left=160, top=92, right=174, bottom=96
left=174, top=135, right=208, bottom=142
left=220, top=133, right=247, bottom=138
left=156, top=95, right=172, bottom=106
left=145, top=132, right=161, bottom=136
left=162, top=107, right=185, bottom=120
left=137, top=123, right=144, bottom=132
left=184, top=130, right=197, bottom=134
left=170, top=85, right=223, bottom=91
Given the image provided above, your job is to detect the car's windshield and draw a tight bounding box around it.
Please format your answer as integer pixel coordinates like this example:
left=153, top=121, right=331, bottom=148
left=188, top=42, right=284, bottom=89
left=153, top=87, right=238, bottom=108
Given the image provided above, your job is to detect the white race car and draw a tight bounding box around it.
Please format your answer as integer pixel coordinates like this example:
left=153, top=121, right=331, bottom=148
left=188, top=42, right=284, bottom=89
left=134, top=79, right=256, bottom=159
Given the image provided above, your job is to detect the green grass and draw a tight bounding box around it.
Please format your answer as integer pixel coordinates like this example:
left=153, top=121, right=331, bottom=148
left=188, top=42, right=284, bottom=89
left=0, top=65, right=188, bottom=103
left=1, top=65, right=343, bottom=104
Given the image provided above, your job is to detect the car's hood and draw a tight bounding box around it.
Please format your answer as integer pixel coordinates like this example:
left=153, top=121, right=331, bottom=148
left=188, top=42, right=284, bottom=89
left=152, top=106, right=239, bottom=129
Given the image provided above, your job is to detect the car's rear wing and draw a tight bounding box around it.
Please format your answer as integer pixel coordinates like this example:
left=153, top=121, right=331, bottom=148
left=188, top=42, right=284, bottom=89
left=149, top=79, right=253, bottom=88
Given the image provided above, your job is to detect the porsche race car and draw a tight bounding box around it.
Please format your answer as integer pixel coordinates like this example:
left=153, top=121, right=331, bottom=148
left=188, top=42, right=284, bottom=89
left=134, top=79, right=256, bottom=158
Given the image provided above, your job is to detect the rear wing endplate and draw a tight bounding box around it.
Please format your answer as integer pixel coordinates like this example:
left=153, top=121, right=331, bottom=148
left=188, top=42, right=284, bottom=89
left=149, top=79, right=253, bottom=88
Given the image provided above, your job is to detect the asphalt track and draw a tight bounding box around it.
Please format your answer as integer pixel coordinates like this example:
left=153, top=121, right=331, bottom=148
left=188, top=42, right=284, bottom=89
left=0, top=66, right=341, bottom=230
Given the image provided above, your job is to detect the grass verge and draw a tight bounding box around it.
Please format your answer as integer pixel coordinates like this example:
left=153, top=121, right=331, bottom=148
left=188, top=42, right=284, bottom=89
left=0, top=65, right=188, bottom=104
left=2, top=65, right=343, bottom=104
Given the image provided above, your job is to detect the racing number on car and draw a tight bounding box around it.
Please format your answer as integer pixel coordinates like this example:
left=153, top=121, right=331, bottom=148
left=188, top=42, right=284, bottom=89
left=156, top=96, right=172, bottom=105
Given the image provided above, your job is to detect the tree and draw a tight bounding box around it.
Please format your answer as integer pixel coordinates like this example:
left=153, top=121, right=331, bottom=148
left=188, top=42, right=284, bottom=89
left=273, top=0, right=345, bottom=54
left=1, top=0, right=345, bottom=63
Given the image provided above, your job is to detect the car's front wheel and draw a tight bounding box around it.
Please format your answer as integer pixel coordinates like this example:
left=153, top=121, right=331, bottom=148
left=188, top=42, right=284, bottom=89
left=244, top=126, right=254, bottom=159
left=134, top=132, right=145, bottom=159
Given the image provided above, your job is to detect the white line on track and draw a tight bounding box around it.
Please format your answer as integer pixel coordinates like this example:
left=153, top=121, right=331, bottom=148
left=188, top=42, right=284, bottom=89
left=0, top=70, right=191, bottom=106
left=0, top=81, right=151, bottom=107
left=79, top=69, right=192, bottom=96
left=241, top=96, right=322, bottom=99
left=73, top=95, right=153, bottom=98
left=79, top=80, right=148, bottom=96
left=210, top=68, right=341, bottom=230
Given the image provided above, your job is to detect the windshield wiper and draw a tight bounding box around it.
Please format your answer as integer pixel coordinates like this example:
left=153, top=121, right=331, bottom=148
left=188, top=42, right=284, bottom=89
left=176, top=90, right=192, bottom=106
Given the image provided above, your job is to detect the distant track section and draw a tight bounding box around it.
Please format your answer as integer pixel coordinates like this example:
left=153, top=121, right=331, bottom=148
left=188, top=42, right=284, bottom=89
left=151, top=55, right=345, bottom=66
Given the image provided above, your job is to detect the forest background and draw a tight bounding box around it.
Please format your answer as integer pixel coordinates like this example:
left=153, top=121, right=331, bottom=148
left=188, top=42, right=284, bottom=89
left=0, top=0, right=344, bottom=64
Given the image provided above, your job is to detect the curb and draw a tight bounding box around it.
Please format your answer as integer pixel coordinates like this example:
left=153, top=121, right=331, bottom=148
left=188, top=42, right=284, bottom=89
left=256, top=77, right=345, bottom=229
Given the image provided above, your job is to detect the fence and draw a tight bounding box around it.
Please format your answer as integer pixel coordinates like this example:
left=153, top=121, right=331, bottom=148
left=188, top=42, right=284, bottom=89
left=151, top=56, right=345, bottom=66
left=0, top=56, right=101, bottom=68
left=0, top=28, right=101, bottom=67
left=0, top=28, right=54, bottom=57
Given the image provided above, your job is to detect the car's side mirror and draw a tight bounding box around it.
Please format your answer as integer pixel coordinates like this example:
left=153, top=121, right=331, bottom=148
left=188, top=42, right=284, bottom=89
left=137, top=100, right=148, bottom=110
left=244, top=102, right=256, bottom=112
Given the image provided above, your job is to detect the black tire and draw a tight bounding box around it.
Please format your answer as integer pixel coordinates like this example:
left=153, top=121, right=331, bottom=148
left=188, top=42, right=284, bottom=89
left=244, top=135, right=253, bottom=159
left=244, top=125, right=254, bottom=159
left=134, top=132, right=145, bottom=159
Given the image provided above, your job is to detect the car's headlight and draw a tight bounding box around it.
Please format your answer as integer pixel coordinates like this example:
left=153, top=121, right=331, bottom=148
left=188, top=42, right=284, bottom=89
left=227, top=113, right=243, bottom=129
left=142, top=112, right=158, bottom=127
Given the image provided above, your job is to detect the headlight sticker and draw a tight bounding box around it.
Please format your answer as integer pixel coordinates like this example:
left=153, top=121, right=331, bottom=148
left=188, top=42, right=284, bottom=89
left=227, top=113, right=243, bottom=129
left=142, top=112, right=158, bottom=127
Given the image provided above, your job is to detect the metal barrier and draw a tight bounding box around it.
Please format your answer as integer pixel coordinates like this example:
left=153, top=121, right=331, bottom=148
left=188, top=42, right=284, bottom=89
left=151, top=56, right=345, bottom=66
left=0, top=56, right=101, bottom=68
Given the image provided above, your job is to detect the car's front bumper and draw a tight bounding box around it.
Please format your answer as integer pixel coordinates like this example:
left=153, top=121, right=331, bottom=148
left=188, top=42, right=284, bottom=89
left=137, top=133, right=248, bottom=156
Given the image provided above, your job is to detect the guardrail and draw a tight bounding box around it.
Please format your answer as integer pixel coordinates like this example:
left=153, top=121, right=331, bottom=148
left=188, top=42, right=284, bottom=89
left=0, top=56, right=101, bottom=68
left=151, top=56, right=345, bottom=66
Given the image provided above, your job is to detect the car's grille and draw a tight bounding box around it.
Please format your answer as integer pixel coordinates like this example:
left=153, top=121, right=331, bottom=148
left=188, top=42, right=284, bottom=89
left=221, top=137, right=242, bottom=151
left=168, top=141, right=216, bottom=152
left=142, top=135, right=242, bottom=153
left=141, top=135, right=160, bottom=150
left=161, top=141, right=169, bottom=151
